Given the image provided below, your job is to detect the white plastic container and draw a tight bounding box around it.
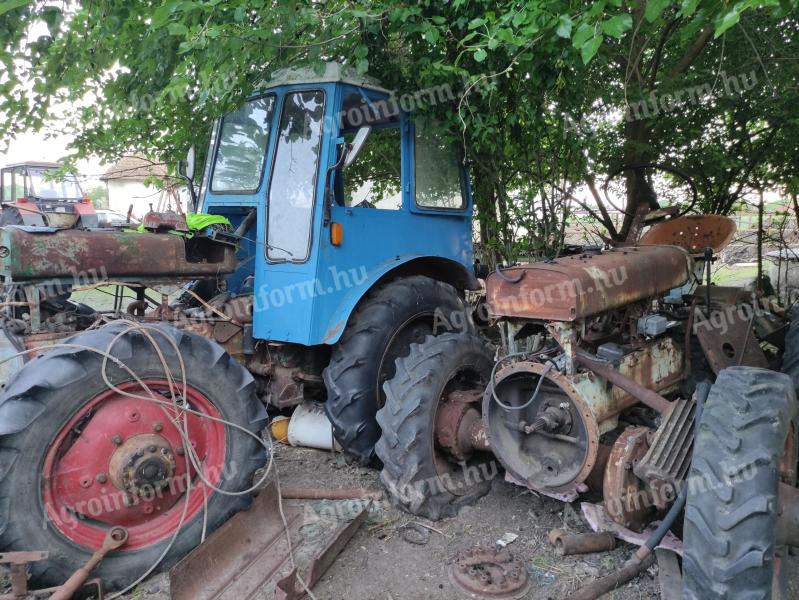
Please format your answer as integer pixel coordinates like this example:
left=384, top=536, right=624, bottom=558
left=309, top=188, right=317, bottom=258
left=287, top=401, right=341, bottom=451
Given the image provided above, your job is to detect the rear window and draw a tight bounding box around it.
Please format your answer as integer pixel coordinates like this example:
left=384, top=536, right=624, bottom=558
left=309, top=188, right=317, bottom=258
left=211, top=95, right=275, bottom=193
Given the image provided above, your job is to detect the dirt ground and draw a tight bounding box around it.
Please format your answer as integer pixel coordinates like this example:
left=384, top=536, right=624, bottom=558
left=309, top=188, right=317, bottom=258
left=117, top=442, right=759, bottom=600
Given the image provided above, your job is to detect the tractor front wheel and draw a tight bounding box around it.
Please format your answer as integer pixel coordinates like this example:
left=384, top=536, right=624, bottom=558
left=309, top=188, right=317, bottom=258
left=324, top=276, right=469, bottom=464
left=375, top=332, right=496, bottom=519
left=0, top=322, right=265, bottom=592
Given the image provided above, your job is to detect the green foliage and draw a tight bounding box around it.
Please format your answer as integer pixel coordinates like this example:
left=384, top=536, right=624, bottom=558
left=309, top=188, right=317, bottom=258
left=86, top=184, right=109, bottom=209
left=1, top=0, right=797, bottom=260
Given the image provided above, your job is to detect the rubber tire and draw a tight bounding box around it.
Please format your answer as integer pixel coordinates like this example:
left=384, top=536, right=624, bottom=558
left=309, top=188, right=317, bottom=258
left=0, top=322, right=266, bottom=592
left=682, top=367, right=796, bottom=600
left=375, top=332, right=495, bottom=520
left=324, top=275, right=469, bottom=464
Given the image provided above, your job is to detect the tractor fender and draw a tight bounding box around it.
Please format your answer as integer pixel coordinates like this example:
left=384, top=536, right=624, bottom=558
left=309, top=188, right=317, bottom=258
left=319, top=255, right=478, bottom=345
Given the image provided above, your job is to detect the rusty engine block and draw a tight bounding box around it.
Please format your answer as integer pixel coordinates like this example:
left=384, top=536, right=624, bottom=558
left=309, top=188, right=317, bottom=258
left=480, top=245, right=698, bottom=529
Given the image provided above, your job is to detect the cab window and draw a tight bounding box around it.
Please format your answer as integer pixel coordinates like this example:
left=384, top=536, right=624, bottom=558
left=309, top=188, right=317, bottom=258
left=414, top=124, right=465, bottom=210
left=211, top=95, right=275, bottom=193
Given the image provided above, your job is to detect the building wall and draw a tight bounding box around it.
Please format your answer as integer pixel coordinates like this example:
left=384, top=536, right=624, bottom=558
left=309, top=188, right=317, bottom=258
left=106, top=179, right=163, bottom=219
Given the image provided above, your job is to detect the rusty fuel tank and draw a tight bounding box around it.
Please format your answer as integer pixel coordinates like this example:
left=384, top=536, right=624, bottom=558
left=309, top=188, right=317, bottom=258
left=0, top=227, right=236, bottom=282
left=486, top=246, right=692, bottom=321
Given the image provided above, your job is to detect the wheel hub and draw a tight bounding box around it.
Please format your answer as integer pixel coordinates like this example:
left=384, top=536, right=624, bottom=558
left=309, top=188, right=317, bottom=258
left=42, top=380, right=225, bottom=550
left=109, top=434, right=177, bottom=497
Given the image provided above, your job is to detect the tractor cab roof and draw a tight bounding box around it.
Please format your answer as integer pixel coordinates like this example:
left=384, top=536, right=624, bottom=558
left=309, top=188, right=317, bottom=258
left=262, top=62, right=389, bottom=94
left=2, top=161, right=63, bottom=171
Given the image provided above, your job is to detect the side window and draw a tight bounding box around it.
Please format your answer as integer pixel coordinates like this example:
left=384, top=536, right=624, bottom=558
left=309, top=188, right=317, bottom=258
left=211, top=95, right=275, bottom=193
left=1, top=171, right=11, bottom=202
left=341, top=126, right=402, bottom=210
left=414, top=125, right=465, bottom=210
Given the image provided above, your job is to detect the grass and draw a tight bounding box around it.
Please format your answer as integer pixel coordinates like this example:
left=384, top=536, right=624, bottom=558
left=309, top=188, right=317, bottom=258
left=711, top=264, right=758, bottom=287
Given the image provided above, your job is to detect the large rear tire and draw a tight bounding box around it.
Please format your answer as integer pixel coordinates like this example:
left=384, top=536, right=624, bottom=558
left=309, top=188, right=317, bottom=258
left=0, top=322, right=266, bottom=591
left=375, top=333, right=495, bottom=520
left=324, top=276, right=468, bottom=464
left=682, top=367, right=796, bottom=599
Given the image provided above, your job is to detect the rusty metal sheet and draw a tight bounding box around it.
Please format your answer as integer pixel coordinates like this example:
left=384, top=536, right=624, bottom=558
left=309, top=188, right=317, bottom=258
left=639, top=215, right=736, bottom=255
left=695, top=308, right=768, bottom=374
left=0, top=227, right=236, bottom=282
left=486, top=246, right=693, bottom=321
left=169, top=482, right=303, bottom=600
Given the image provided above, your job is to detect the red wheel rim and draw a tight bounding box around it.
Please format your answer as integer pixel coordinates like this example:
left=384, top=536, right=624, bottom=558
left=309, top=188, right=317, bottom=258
left=42, top=379, right=226, bottom=550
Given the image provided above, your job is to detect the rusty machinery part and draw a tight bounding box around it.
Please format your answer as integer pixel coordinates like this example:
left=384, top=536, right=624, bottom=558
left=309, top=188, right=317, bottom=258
left=0, top=227, right=237, bottom=283
left=601, top=162, right=699, bottom=219
left=375, top=332, right=495, bottom=520
left=483, top=360, right=600, bottom=497
left=449, top=546, right=531, bottom=599
left=485, top=245, right=693, bottom=322
left=547, top=529, right=616, bottom=556
left=633, top=398, right=696, bottom=494
left=49, top=527, right=128, bottom=600
left=0, top=322, right=269, bottom=593
left=170, top=481, right=370, bottom=600
left=683, top=367, right=798, bottom=600
left=603, top=427, right=655, bottom=532
left=435, top=389, right=489, bottom=462
left=107, top=433, right=177, bottom=498
left=325, top=275, right=470, bottom=464
left=639, top=214, right=737, bottom=256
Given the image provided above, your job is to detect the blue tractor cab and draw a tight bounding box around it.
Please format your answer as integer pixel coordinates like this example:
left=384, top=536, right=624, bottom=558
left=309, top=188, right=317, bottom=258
left=192, top=64, right=478, bottom=461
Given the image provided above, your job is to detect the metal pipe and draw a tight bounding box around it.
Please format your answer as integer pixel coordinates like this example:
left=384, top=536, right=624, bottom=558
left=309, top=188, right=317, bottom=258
left=575, top=352, right=673, bottom=414
left=548, top=529, right=616, bottom=556
left=564, top=554, right=655, bottom=600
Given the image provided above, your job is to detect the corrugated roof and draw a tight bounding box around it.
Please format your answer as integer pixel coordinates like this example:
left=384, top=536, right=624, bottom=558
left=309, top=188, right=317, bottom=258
left=100, top=155, right=170, bottom=181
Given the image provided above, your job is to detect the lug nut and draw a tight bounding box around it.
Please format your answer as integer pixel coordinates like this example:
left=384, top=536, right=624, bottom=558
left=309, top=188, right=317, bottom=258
left=152, top=421, right=163, bottom=432
left=176, top=447, right=185, bottom=456
left=112, top=435, right=123, bottom=445
left=96, top=473, right=107, bottom=484
left=148, top=445, right=157, bottom=453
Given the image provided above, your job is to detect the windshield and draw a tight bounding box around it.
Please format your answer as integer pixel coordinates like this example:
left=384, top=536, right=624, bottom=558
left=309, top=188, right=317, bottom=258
left=29, top=169, right=83, bottom=201
left=211, top=95, right=275, bottom=193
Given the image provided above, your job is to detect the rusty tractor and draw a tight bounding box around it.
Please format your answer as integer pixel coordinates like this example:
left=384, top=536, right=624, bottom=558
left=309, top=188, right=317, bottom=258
left=375, top=205, right=799, bottom=597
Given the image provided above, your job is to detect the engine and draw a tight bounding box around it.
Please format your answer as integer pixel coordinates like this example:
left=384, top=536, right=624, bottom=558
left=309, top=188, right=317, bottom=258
left=482, top=245, right=695, bottom=525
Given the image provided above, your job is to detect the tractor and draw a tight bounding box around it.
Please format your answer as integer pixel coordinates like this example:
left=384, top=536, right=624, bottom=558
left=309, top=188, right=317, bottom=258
left=373, top=166, right=799, bottom=598
left=0, top=64, right=478, bottom=591
left=0, top=161, right=98, bottom=228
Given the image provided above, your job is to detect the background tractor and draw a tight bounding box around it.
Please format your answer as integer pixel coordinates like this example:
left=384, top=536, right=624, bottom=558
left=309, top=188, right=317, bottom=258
left=0, top=65, right=478, bottom=591
left=0, top=161, right=98, bottom=228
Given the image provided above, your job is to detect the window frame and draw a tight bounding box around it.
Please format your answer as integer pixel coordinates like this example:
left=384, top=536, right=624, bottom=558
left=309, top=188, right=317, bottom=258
left=265, top=88, right=327, bottom=264
left=209, top=92, right=276, bottom=196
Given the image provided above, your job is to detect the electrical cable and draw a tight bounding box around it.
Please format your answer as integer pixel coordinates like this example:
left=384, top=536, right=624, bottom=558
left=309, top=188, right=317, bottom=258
left=488, top=349, right=557, bottom=411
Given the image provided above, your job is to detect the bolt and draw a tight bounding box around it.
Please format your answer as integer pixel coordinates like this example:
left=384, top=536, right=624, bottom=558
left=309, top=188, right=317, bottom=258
left=176, top=447, right=185, bottom=456
left=112, top=435, right=123, bottom=445
left=152, top=421, right=163, bottom=432
left=96, top=473, right=108, bottom=484
left=123, top=494, right=135, bottom=507
left=148, top=445, right=157, bottom=453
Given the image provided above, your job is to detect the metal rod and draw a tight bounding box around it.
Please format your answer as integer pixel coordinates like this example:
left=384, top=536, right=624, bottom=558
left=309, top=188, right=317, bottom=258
left=279, top=487, right=383, bottom=501
left=565, top=554, right=655, bottom=600
left=575, top=353, right=673, bottom=414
